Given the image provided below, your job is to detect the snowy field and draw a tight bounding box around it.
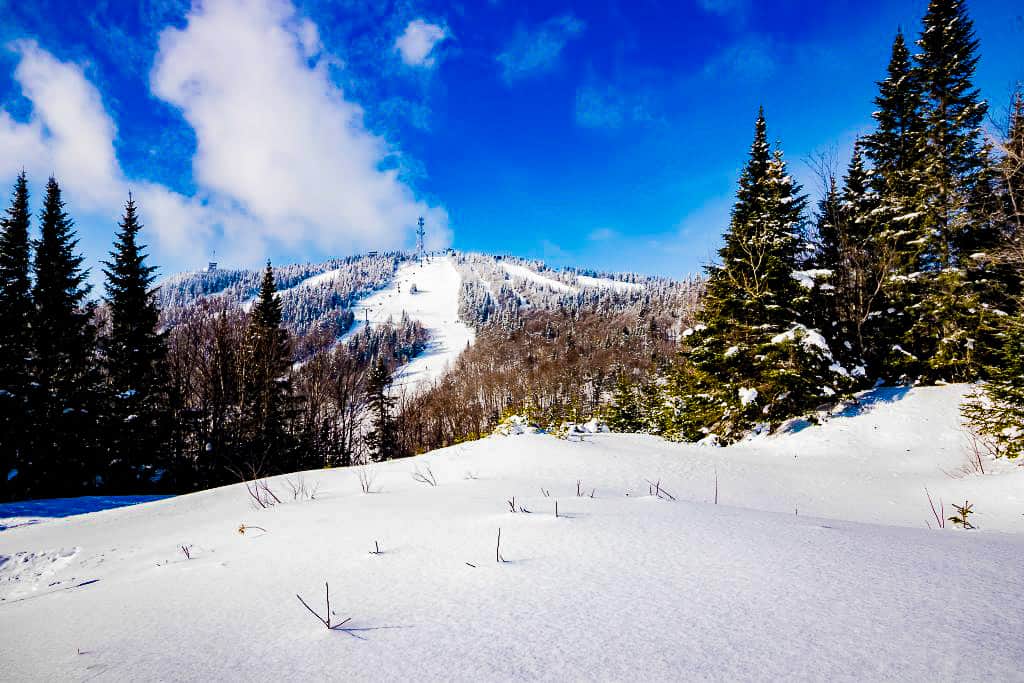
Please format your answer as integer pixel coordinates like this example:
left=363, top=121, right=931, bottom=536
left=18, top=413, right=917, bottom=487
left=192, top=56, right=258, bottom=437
left=1, top=385, right=1023, bottom=680
left=342, top=256, right=475, bottom=396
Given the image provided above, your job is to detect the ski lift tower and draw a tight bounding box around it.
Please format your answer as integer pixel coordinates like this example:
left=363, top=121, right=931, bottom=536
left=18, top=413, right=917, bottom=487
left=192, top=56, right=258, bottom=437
left=416, top=216, right=426, bottom=261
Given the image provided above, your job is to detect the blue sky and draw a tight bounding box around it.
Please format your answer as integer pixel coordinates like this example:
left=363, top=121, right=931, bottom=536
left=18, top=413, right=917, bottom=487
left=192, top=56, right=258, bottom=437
left=0, top=0, right=1021, bottom=281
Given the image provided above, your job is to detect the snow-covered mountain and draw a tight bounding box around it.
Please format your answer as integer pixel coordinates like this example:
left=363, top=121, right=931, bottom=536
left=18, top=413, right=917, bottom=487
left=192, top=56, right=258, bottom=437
left=2, top=384, right=1022, bottom=679
left=157, top=251, right=700, bottom=396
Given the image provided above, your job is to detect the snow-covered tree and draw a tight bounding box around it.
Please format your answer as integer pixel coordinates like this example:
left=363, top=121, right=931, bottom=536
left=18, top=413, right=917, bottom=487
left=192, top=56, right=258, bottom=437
left=672, top=110, right=850, bottom=442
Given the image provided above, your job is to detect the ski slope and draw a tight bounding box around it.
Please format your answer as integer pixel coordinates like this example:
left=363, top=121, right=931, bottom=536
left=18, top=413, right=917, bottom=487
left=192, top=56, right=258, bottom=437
left=343, top=256, right=474, bottom=396
left=575, top=274, right=644, bottom=292
left=500, top=262, right=577, bottom=293
left=1, top=385, right=1022, bottom=680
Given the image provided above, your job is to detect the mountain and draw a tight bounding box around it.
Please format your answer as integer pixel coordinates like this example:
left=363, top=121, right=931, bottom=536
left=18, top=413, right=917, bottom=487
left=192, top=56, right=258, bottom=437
left=157, top=251, right=702, bottom=396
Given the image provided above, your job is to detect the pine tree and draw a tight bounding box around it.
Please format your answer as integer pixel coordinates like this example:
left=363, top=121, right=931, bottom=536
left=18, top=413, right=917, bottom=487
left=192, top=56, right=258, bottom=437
left=364, top=356, right=398, bottom=461
left=673, top=110, right=849, bottom=441
left=32, top=177, right=100, bottom=495
left=239, top=262, right=295, bottom=475
left=102, top=194, right=169, bottom=490
left=862, top=30, right=928, bottom=380
left=0, top=172, right=33, bottom=499
left=910, top=0, right=998, bottom=380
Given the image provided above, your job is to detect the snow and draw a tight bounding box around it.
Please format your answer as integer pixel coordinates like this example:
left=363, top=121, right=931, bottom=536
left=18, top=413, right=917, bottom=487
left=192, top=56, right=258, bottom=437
left=2, top=386, right=1023, bottom=679
left=343, top=256, right=475, bottom=396
left=771, top=324, right=832, bottom=356
left=575, top=274, right=643, bottom=292
left=500, top=262, right=577, bottom=293
left=791, top=268, right=832, bottom=289
left=738, top=386, right=758, bottom=405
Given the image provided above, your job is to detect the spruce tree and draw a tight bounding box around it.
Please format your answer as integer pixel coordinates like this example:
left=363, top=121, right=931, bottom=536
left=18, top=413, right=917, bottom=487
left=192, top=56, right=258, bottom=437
left=239, top=262, right=295, bottom=475
left=364, top=356, right=398, bottom=461
left=910, top=0, right=998, bottom=380
left=32, top=177, right=100, bottom=495
left=0, top=172, right=33, bottom=499
left=674, top=110, right=849, bottom=441
left=102, top=194, right=169, bottom=490
left=862, top=30, right=928, bottom=380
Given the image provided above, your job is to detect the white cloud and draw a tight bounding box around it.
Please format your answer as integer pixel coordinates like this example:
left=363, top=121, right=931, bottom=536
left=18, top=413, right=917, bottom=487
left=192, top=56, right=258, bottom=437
left=497, top=14, right=584, bottom=83
left=0, top=40, right=123, bottom=210
left=0, top=0, right=448, bottom=274
left=394, top=19, right=448, bottom=68
left=151, top=0, right=448, bottom=259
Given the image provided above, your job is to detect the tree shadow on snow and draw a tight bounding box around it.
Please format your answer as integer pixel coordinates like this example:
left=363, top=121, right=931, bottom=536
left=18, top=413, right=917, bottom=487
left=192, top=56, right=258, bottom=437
left=834, top=385, right=913, bottom=419
left=0, top=495, right=170, bottom=528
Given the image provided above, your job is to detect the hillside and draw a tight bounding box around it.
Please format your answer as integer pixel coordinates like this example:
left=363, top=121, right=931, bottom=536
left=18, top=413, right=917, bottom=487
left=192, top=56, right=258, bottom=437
left=157, top=251, right=700, bottom=396
left=2, top=384, right=1022, bottom=680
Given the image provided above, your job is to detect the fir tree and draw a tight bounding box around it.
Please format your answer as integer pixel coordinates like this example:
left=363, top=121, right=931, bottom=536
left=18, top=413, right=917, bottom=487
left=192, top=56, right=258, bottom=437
left=239, top=262, right=295, bottom=475
left=32, top=177, right=100, bottom=495
left=101, top=194, right=169, bottom=490
left=862, top=30, right=928, bottom=380
left=364, top=356, right=398, bottom=461
left=0, top=172, right=33, bottom=498
left=910, top=0, right=998, bottom=380
left=674, top=110, right=849, bottom=441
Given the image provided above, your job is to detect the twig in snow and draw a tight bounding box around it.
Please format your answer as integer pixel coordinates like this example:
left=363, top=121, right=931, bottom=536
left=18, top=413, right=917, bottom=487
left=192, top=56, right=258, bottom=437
left=506, top=496, right=530, bottom=513
left=925, top=487, right=946, bottom=529
left=540, top=487, right=550, bottom=498
left=496, top=528, right=505, bottom=563
left=238, top=523, right=268, bottom=535
left=369, top=541, right=383, bottom=555
left=296, top=582, right=352, bottom=630
left=645, top=479, right=677, bottom=501
left=412, top=464, right=438, bottom=487
left=357, top=466, right=377, bottom=494
left=180, top=544, right=193, bottom=560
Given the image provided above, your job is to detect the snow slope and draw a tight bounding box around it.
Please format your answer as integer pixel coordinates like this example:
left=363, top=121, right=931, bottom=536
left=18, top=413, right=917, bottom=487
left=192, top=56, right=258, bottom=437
left=575, top=274, right=644, bottom=292
left=343, top=256, right=474, bottom=396
left=1, top=385, right=1022, bottom=681
left=500, top=262, right=577, bottom=293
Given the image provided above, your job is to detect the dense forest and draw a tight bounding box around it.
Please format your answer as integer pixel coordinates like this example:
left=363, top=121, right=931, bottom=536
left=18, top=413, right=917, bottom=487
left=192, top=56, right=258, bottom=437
left=0, top=0, right=1021, bottom=502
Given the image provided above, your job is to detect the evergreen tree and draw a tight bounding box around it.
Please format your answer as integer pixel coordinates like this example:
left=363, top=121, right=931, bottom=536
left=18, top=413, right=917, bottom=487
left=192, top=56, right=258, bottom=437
left=962, top=315, right=1024, bottom=459
left=0, top=172, right=33, bottom=499
left=102, top=194, right=169, bottom=490
left=239, top=262, right=295, bottom=475
left=364, top=356, right=398, bottom=461
left=910, top=0, right=999, bottom=380
left=673, top=110, right=849, bottom=441
left=862, top=30, right=928, bottom=380
left=828, top=141, right=884, bottom=371
left=32, top=177, right=100, bottom=495
left=963, top=91, right=1024, bottom=461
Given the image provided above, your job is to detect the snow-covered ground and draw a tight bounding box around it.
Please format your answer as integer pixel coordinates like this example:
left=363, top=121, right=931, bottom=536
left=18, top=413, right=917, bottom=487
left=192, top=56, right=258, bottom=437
left=1, top=385, right=1022, bottom=680
left=343, top=256, right=475, bottom=396
left=575, top=274, right=644, bottom=292
left=500, top=262, right=577, bottom=293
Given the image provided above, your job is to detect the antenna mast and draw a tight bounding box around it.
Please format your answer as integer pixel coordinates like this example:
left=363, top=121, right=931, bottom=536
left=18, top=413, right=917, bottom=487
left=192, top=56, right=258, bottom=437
left=416, top=217, right=426, bottom=260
